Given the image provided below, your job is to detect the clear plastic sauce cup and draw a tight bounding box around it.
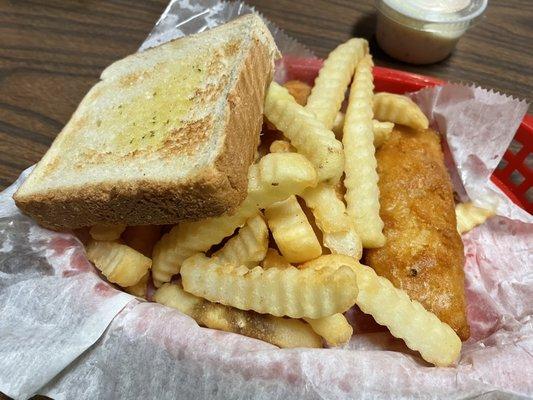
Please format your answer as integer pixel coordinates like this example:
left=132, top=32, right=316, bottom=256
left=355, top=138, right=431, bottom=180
left=375, top=0, right=488, bottom=64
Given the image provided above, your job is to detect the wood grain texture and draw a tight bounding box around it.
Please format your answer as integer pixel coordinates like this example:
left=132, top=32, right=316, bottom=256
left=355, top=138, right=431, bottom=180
left=0, top=0, right=531, bottom=397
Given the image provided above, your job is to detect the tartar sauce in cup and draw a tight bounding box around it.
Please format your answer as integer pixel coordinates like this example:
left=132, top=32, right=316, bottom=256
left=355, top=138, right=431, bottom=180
left=375, top=0, right=487, bottom=64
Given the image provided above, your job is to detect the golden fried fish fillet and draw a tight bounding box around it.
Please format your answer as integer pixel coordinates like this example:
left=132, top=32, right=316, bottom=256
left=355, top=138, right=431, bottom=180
left=365, top=126, right=470, bottom=340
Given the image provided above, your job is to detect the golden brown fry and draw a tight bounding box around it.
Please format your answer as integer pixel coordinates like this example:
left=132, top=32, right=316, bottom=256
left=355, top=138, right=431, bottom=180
left=122, top=225, right=162, bottom=257
left=343, top=55, right=385, bottom=248
left=283, top=80, right=312, bottom=106
left=154, top=283, right=322, bottom=348
left=265, top=82, right=344, bottom=183
left=86, top=240, right=151, bottom=287
left=260, top=248, right=351, bottom=346
left=332, top=112, right=393, bottom=148
left=373, top=120, right=394, bottom=147
left=265, top=195, right=322, bottom=263
left=292, top=40, right=368, bottom=195
left=297, top=196, right=328, bottom=253
left=261, top=248, right=292, bottom=269
left=292, top=121, right=359, bottom=257
left=306, top=38, right=369, bottom=129
left=125, top=272, right=149, bottom=299
left=456, top=202, right=496, bottom=234
left=302, top=255, right=462, bottom=367
left=373, top=92, right=429, bottom=130
left=270, top=141, right=328, bottom=262
left=304, top=314, right=353, bottom=346
left=301, top=183, right=362, bottom=259
left=181, top=253, right=358, bottom=319
left=213, top=214, right=268, bottom=268
left=89, top=224, right=126, bottom=241
left=151, top=153, right=317, bottom=287
left=269, top=140, right=295, bottom=154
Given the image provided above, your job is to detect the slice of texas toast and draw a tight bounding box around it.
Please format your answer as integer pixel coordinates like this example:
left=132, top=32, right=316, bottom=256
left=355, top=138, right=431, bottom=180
left=14, top=14, right=279, bottom=230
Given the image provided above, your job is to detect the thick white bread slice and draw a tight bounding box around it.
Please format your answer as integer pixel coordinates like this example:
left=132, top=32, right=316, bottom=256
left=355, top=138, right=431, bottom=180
left=14, top=14, right=279, bottom=230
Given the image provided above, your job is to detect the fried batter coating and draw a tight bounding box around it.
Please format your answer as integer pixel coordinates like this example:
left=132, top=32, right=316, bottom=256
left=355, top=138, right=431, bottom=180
left=365, top=126, right=469, bottom=340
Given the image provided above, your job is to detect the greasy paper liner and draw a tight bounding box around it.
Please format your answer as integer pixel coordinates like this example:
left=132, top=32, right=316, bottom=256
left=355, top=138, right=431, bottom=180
left=1, top=0, right=532, bottom=399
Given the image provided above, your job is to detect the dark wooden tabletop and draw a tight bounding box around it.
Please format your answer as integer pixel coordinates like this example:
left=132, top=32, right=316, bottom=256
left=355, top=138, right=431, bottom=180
left=0, top=1, right=531, bottom=398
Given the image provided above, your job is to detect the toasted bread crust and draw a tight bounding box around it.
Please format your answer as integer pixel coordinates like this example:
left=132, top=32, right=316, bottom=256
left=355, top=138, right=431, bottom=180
left=13, top=16, right=278, bottom=230
left=213, top=33, right=274, bottom=207
left=14, top=173, right=238, bottom=230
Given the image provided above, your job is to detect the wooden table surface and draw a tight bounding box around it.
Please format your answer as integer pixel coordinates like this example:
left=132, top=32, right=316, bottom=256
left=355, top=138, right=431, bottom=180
left=0, top=0, right=531, bottom=397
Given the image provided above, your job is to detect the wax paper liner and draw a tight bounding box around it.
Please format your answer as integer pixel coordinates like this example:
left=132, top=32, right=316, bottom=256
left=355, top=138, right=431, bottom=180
left=1, top=0, right=532, bottom=399
left=410, top=85, right=531, bottom=223
left=139, top=0, right=315, bottom=83
left=0, top=169, right=133, bottom=399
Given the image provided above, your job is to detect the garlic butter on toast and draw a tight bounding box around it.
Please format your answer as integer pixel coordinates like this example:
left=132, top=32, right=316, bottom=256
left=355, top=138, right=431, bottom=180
left=14, top=14, right=279, bottom=230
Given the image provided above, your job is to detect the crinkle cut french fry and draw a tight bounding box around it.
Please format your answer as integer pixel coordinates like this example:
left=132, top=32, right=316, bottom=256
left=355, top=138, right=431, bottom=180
left=122, top=225, right=162, bottom=257
left=298, top=195, right=327, bottom=252
left=89, top=224, right=126, bottom=241
left=324, top=229, right=362, bottom=260
left=373, top=92, right=429, bottom=131
left=151, top=153, right=317, bottom=287
left=306, top=38, right=369, bottom=129
left=269, top=140, right=295, bottom=154
left=352, top=261, right=462, bottom=367
left=125, top=272, right=149, bottom=299
left=304, top=314, right=353, bottom=346
left=261, top=248, right=292, bottom=269
left=283, top=80, right=312, bottom=106
left=260, top=248, right=352, bottom=346
left=261, top=251, right=351, bottom=346
left=265, top=82, right=344, bottom=183
left=181, top=253, right=358, bottom=319
left=332, top=112, right=394, bottom=148
left=373, top=120, right=394, bottom=147
left=86, top=241, right=151, bottom=287
left=152, top=211, right=248, bottom=287
left=265, top=195, right=322, bottom=263
left=343, top=55, right=385, bottom=248
left=301, top=183, right=362, bottom=259
left=213, top=214, right=268, bottom=268
left=456, top=202, right=495, bottom=234
left=249, top=153, right=319, bottom=207
left=301, top=255, right=462, bottom=367
left=154, top=283, right=322, bottom=348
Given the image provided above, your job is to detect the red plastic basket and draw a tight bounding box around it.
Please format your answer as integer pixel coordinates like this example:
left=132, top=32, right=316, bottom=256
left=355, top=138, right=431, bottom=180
left=283, top=57, right=532, bottom=215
